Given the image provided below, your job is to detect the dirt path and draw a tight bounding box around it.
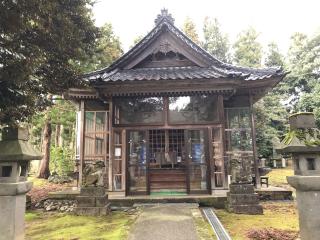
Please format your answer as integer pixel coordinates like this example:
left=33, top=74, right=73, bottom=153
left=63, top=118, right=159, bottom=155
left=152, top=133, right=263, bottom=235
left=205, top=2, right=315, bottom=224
left=128, top=203, right=199, bottom=240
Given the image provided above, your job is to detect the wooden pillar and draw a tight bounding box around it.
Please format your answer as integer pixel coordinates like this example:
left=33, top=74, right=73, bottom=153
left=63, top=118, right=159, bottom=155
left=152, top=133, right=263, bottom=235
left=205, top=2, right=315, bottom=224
left=249, top=94, right=261, bottom=188
left=218, top=95, right=228, bottom=188
left=121, top=129, right=126, bottom=192
left=108, top=98, right=113, bottom=191
left=163, top=96, right=169, bottom=127
left=79, top=100, right=85, bottom=187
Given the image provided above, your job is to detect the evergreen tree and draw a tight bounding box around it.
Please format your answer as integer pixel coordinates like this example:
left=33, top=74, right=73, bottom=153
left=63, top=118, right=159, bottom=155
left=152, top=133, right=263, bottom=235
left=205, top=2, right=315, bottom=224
left=81, top=23, right=123, bottom=72
left=265, top=42, right=285, bottom=67
left=202, top=17, right=230, bottom=62
left=264, top=42, right=287, bottom=95
left=233, top=27, right=262, bottom=67
left=283, top=32, right=320, bottom=116
left=31, top=98, right=76, bottom=178
left=294, top=32, right=320, bottom=127
left=183, top=17, right=200, bottom=44
left=254, top=42, right=288, bottom=157
left=254, top=93, right=289, bottom=157
left=232, top=28, right=287, bottom=157
left=0, top=0, right=99, bottom=125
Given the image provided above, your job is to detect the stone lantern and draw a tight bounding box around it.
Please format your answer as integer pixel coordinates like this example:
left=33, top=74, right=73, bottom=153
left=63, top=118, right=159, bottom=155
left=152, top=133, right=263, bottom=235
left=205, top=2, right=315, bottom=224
left=278, top=113, right=320, bottom=240
left=0, top=127, right=42, bottom=240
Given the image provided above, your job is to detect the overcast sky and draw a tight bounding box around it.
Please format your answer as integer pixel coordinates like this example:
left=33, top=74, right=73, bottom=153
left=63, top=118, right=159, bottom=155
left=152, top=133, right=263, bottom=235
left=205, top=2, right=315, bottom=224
left=93, top=0, right=320, bottom=54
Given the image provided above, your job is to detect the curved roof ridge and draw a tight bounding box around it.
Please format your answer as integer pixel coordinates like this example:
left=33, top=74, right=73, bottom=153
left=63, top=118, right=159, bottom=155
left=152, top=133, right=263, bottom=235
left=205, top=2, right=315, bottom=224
left=84, top=17, right=227, bottom=77
left=84, top=10, right=286, bottom=81
left=220, top=62, right=283, bottom=73
left=124, top=66, right=204, bottom=71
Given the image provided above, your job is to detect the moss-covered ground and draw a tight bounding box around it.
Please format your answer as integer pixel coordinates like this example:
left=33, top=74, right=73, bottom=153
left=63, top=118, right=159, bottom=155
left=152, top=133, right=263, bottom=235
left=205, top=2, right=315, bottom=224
left=28, top=176, right=49, bottom=187
left=25, top=210, right=139, bottom=240
left=266, top=168, right=294, bottom=187
left=191, top=208, right=217, bottom=240
left=215, top=202, right=299, bottom=240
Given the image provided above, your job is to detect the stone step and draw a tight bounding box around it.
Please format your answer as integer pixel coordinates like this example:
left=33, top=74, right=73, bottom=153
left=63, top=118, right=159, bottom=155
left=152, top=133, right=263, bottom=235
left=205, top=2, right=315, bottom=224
left=76, top=194, right=108, bottom=207
left=227, top=204, right=263, bottom=215
left=74, top=204, right=111, bottom=216
left=226, top=193, right=259, bottom=205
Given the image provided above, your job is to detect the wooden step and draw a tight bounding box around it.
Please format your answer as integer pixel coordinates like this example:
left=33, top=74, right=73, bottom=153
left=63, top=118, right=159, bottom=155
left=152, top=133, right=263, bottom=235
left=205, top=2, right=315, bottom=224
left=150, top=169, right=187, bottom=190
left=150, top=174, right=186, bottom=181
left=150, top=182, right=187, bottom=189
left=150, top=176, right=186, bottom=181
left=150, top=171, right=186, bottom=175
left=151, top=179, right=186, bottom=183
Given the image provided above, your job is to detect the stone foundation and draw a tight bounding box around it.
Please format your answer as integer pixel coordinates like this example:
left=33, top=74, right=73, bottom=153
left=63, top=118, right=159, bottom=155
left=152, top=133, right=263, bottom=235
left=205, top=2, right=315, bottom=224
left=43, top=199, right=76, bottom=212
left=226, top=183, right=263, bottom=215
left=74, top=187, right=110, bottom=216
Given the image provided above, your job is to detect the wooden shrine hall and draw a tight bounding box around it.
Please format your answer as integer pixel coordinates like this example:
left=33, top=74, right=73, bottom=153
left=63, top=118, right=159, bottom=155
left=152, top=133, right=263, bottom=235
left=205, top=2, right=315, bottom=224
left=65, top=9, right=285, bottom=196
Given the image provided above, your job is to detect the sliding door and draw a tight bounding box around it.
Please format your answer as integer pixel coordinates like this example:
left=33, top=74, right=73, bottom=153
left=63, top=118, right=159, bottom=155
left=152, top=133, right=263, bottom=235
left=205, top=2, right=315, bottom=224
left=127, top=130, right=148, bottom=195
left=187, top=129, right=210, bottom=193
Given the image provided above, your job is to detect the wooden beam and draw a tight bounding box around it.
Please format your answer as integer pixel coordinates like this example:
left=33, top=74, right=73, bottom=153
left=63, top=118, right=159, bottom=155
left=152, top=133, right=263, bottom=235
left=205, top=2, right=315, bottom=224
left=249, top=94, right=261, bottom=188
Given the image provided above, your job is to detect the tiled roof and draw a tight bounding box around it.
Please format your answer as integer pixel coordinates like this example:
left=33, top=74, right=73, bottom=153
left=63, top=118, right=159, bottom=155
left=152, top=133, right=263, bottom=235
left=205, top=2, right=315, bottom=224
left=85, top=10, right=285, bottom=83
left=87, top=65, right=284, bottom=82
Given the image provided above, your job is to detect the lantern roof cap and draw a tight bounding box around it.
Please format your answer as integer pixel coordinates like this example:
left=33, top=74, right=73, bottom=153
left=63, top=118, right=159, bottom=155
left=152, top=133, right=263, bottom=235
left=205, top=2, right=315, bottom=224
left=0, top=127, right=42, bottom=162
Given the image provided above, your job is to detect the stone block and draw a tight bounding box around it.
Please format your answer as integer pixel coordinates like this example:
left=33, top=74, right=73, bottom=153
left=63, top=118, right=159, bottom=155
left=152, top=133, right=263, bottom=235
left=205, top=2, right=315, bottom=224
left=227, top=204, right=263, bottom=215
left=227, top=193, right=259, bottom=205
left=74, top=207, right=101, bottom=216
left=229, top=183, right=254, bottom=194
left=99, top=203, right=111, bottom=215
left=76, top=196, right=96, bottom=207
left=0, top=195, right=26, bottom=240
left=80, top=187, right=105, bottom=196
left=74, top=205, right=110, bottom=216
left=95, top=195, right=108, bottom=207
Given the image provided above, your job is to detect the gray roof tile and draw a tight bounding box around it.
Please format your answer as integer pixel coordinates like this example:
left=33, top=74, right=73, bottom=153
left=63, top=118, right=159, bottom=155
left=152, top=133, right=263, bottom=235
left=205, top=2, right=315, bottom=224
left=84, top=12, right=286, bottom=83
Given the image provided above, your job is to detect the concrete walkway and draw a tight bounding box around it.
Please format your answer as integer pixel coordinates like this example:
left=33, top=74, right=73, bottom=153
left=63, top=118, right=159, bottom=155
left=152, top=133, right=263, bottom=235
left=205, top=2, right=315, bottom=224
left=128, top=203, right=199, bottom=240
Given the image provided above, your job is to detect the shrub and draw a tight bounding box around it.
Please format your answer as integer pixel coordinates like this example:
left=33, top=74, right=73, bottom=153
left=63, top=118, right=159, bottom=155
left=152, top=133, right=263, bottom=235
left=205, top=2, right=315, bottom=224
left=50, top=146, right=74, bottom=176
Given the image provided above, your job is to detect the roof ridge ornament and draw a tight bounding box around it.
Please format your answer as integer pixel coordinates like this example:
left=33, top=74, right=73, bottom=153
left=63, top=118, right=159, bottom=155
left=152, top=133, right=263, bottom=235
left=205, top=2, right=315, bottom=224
left=155, top=9, right=175, bottom=25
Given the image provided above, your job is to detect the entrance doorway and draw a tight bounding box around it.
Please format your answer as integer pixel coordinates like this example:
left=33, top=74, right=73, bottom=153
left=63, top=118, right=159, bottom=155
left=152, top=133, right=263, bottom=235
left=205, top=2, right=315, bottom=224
left=149, top=129, right=187, bottom=193
left=126, top=129, right=210, bottom=195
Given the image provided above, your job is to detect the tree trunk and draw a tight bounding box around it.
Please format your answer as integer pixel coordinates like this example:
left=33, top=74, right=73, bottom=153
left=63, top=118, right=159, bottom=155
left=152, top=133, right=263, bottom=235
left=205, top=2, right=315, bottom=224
left=55, top=124, right=60, bottom=147
left=38, top=114, right=52, bottom=179
left=59, top=125, right=64, bottom=147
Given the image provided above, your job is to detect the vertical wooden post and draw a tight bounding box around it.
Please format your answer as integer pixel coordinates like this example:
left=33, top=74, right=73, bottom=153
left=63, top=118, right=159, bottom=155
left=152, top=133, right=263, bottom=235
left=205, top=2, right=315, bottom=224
left=104, top=105, right=108, bottom=189
left=108, top=98, right=113, bottom=191
left=79, top=100, right=85, bottom=187
left=146, top=130, right=150, bottom=195
left=121, top=129, right=126, bottom=191
left=218, top=95, right=228, bottom=188
left=163, top=96, right=169, bottom=127
left=205, top=128, right=212, bottom=194
left=185, top=129, right=190, bottom=194
left=208, top=126, right=214, bottom=191
left=249, top=94, right=261, bottom=188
